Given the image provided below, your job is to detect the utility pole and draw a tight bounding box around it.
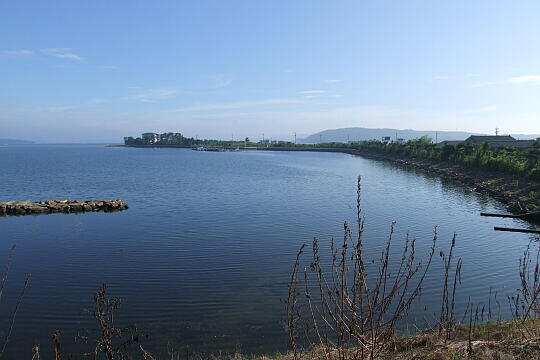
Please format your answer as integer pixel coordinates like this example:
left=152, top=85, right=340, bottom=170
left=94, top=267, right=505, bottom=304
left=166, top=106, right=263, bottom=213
left=294, top=132, right=297, bottom=146
left=262, top=133, right=265, bottom=142
left=435, top=131, right=438, bottom=144
left=495, top=128, right=499, bottom=136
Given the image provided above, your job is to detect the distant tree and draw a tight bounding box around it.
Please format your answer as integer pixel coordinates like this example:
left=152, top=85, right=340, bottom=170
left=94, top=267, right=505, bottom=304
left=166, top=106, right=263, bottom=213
left=418, top=136, right=433, bottom=145
left=440, top=144, right=456, bottom=161
left=123, top=137, right=135, bottom=145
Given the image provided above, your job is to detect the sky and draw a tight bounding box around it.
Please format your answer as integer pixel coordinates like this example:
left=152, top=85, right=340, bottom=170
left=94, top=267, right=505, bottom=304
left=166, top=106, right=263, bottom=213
left=0, top=0, right=539, bottom=143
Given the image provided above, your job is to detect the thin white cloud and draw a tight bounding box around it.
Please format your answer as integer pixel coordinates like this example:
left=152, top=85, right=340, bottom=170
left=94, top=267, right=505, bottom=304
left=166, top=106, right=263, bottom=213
left=462, top=105, right=499, bottom=114
left=41, top=106, right=72, bottom=113
left=300, top=90, right=328, bottom=95
left=206, top=73, right=235, bottom=88
left=41, top=48, right=84, bottom=62
left=509, top=75, right=540, bottom=85
left=88, top=98, right=109, bottom=105
left=471, top=81, right=499, bottom=88
left=170, top=98, right=306, bottom=113
left=1, top=49, right=34, bottom=56
left=129, top=87, right=177, bottom=103
left=324, top=79, right=341, bottom=83
left=98, top=65, right=119, bottom=70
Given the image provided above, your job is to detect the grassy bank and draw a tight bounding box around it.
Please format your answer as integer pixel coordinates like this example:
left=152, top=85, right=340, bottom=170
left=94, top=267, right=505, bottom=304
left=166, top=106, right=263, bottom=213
left=256, top=319, right=540, bottom=360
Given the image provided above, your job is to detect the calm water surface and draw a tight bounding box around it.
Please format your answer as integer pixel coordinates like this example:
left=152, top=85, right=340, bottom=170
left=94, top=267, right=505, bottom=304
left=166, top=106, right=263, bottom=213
left=0, top=145, right=537, bottom=357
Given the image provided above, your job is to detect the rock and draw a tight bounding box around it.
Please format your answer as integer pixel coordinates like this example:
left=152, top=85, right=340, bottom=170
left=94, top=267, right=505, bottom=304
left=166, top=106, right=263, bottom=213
left=0, top=200, right=128, bottom=217
left=69, top=204, right=82, bottom=212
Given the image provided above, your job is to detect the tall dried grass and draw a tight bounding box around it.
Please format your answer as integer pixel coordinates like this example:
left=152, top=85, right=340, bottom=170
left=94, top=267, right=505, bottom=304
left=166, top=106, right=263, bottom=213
left=285, top=176, right=540, bottom=360
left=0, top=245, right=30, bottom=359
left=285, top=177, right=451, bottom=359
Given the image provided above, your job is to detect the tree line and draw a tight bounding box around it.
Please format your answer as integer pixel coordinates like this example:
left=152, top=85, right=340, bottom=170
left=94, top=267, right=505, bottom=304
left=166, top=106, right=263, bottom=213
left=349, top=136, right=540, bottom=180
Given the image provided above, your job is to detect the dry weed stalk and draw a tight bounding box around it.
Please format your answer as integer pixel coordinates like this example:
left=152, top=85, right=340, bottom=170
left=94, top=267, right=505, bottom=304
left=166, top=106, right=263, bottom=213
left=0, top=245, right=30, bottom=359
left=515, top=242, right=540, bottom=322
left=287, top=244, right=307, bottom=359
left=0, top=245, right=16, bottom=304
left=39, top=284, right=156, bottom=360
left=438, top=234, right=462, bottom=340
left=286, top=176, right=440, bottom=360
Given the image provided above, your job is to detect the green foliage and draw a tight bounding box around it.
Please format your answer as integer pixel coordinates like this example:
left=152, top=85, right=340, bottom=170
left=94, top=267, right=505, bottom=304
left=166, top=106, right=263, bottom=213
left=124, top=133, right=256, bottom=147
left=353, top=139, right=540, bottom=180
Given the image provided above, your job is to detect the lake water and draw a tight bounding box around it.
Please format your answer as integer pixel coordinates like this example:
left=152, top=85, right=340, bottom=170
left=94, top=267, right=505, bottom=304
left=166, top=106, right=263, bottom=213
left=0, top=145, right=537, bottom=358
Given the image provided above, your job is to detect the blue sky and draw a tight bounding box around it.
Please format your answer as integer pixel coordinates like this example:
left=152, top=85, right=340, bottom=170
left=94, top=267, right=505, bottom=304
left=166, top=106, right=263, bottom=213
left=1, top=0, right=539, bottom=142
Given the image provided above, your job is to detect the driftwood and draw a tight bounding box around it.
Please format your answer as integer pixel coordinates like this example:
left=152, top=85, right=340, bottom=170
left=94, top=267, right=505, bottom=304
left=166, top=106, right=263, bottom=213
left=481, top=212, right=540, bottom=222
left=494, top=227, right=540, bottom=234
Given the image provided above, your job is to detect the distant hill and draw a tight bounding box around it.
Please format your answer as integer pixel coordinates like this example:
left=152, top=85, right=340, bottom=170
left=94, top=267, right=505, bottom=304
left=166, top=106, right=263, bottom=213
left=0, top=138, right=35, bottom=145
left=510, top=134, right=540, bottom=140
left=299, top=127, right=539, bottom=144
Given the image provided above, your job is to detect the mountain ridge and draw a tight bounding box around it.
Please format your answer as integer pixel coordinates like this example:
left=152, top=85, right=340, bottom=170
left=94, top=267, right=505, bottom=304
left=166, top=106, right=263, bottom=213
left=299, top=127, right=540, bottom=144
left=0, top=138, right=35, bottom=145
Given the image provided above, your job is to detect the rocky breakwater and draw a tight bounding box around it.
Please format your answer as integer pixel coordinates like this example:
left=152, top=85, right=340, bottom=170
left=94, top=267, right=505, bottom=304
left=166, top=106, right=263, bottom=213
left=0, top=200, right=128, bottom=217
